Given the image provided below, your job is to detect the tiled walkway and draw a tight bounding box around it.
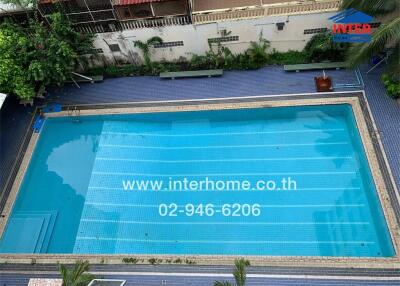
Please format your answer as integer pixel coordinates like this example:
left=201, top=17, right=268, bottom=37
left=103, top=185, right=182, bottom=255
left=1, top=272, right=400, bottom=286
left=48, top=66, right=358, bottom=104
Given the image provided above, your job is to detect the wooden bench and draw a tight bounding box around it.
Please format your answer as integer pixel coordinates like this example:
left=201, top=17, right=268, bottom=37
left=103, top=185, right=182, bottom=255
left=160, top=69, right=223, bottom=79
left=284, top=62, right=347, bottom=72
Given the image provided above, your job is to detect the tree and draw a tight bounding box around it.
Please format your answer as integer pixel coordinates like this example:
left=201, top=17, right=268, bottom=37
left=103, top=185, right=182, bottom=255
left=0, top=23, right=35, bottom=99
left=341, top=0, right=399, bottom=78
left=304, top=32, right=349, bottom=63
left=214, top=258, right=250, bottom=286
left=0, top=13, right=95, bottom=100
left=133, top=36, right=163, bottom=71
left=28, top=13, right=94, bottom=86
left=59, top=260, right=95, bottom=286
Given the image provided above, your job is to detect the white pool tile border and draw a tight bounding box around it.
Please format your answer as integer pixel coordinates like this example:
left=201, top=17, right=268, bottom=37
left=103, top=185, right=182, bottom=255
left=1, top=95, right=400, bottom=268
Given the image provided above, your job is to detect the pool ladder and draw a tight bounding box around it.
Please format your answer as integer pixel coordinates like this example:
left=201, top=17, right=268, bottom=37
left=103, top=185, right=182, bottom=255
left=67, top=106, right=81, bottom=123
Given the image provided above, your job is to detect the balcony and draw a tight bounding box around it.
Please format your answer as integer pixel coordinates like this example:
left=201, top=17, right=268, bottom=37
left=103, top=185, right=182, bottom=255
left=113, top=0, right=189, bottom=23
left=192, top=0, right=341, bottom=24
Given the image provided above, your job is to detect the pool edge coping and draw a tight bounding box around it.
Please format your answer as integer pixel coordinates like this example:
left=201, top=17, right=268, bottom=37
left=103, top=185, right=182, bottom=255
left=1, top=92, right=399, bottom=268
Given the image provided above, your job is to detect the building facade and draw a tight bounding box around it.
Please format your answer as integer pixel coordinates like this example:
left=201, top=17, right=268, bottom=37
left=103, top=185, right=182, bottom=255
left=90, top=0, right=342, bottom=65
left=2, top=0, right=345, bottom=65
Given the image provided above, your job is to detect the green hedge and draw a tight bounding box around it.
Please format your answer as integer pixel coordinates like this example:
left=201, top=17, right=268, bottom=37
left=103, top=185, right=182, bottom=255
left=85, top=33, right=347, bottom=78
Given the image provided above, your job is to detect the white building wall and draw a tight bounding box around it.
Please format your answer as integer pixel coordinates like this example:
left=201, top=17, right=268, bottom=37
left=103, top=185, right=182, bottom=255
left=92, top=11, right=336, bottom=65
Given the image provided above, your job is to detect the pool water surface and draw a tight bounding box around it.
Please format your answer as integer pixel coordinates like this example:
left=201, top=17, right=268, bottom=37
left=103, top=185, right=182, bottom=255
left=0, top=104, right=395, bottom=257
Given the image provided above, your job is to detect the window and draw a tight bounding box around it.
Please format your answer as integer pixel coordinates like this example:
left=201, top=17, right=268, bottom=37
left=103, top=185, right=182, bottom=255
left=208, top=36, right=239, bottom=44
left=109, top=44, right=121, bottom=52
left=153, top=41, right=184, bottom=48
left=303, top=28, right=328, bottom=35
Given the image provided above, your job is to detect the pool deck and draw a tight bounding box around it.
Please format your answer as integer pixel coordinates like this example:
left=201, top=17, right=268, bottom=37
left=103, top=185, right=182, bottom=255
left=0, top=65, right=399, bottom=284
left=35, top=65, right=400, bottom=192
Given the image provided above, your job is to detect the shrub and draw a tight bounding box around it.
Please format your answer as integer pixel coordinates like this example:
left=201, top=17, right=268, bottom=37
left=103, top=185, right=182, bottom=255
left=122, top=257, right=139, bottom=264
left=382, top=74, right=400, bottom=99
left=59, top=260, right=95, bottom=286
left=246, top=33, right=270, bottom=68
left=268, top=50, right=309, bottom=65
left=85, top=33, right=351, bottom=78
left=304, top=32, right=349, bottom=63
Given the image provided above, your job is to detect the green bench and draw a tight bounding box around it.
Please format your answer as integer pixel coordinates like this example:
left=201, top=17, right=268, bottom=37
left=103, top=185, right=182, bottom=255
left=284, top=62, right=347, bottom=72
left=67, top=75, right=104, bottom=83
left=160, top=69, right=223, bottom=79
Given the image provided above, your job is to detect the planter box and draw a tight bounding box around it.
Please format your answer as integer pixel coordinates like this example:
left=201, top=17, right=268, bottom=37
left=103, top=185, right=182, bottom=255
left=314, top=76, right=333, bottom=92
left=28, top=279, right=62, bottom=286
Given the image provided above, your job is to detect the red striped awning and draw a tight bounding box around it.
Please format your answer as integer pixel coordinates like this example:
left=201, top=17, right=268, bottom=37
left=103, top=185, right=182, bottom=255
left=114, top=0, right=168, bottom=6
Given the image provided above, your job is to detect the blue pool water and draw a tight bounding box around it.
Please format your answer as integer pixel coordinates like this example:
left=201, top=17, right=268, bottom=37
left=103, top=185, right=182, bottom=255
left=0, top=104, right=395, bottom=257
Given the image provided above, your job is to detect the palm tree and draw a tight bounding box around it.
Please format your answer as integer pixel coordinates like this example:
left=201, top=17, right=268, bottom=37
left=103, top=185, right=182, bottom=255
left=59, top=260, right=95, bottom=286
left=133, top=36, right=163, bottom=71
left=246, top=33, right=270, bottom=68
left=214, top=258, right=250, bottom=286
left=341, top=0, right=399, bottom=77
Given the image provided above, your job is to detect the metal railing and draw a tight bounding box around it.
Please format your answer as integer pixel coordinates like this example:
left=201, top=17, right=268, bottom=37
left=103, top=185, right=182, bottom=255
left=73, top=15, right=190, bottom=33
left=265, top=0, right=341, bottom=16
left=193, top=0, right=341, bottom=24
left=193, top=8, right=264, bottom=24
left=120, top=15, right=190, bottom=29
left=74, top=23, right=120, bottom=33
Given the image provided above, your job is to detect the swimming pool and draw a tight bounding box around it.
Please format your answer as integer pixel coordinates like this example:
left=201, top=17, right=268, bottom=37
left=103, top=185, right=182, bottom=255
left=0, top=103, right=395, bottom=257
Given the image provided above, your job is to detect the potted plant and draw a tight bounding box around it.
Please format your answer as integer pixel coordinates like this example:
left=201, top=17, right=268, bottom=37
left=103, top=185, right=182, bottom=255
left=314, top=70, right=333, bottom=92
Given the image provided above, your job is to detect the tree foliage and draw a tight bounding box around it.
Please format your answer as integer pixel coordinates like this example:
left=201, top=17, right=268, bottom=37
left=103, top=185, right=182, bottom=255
left=133, top=36, right=163, bottom=71
left=341, top=0, right=399, bottom=78
left=341, top=0, right=398, bottom=17
left=246, top=33, right=270, bottom=68
left=0, top=13, right=94, bottom=100
left=59, top=260, right=95, bottom=286
left=0, top=23, right=34, bottom=99
left=305, top=32, right=349, bottom=63
left=214, top=258, right=250, bottom=286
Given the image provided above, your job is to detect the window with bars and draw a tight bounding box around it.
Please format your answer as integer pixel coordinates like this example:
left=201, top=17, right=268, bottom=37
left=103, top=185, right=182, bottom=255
left=303, top=28, right=328, bottom=35
left=153, top=41, right=184, bottom=48
left=208, top=36, right=239, bottom=44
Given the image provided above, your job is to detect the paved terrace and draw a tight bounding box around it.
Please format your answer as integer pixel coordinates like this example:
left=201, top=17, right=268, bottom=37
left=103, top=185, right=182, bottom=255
left=1, top=272, right=400, bottom=286
left=0, top=65, right=399, bottom=285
